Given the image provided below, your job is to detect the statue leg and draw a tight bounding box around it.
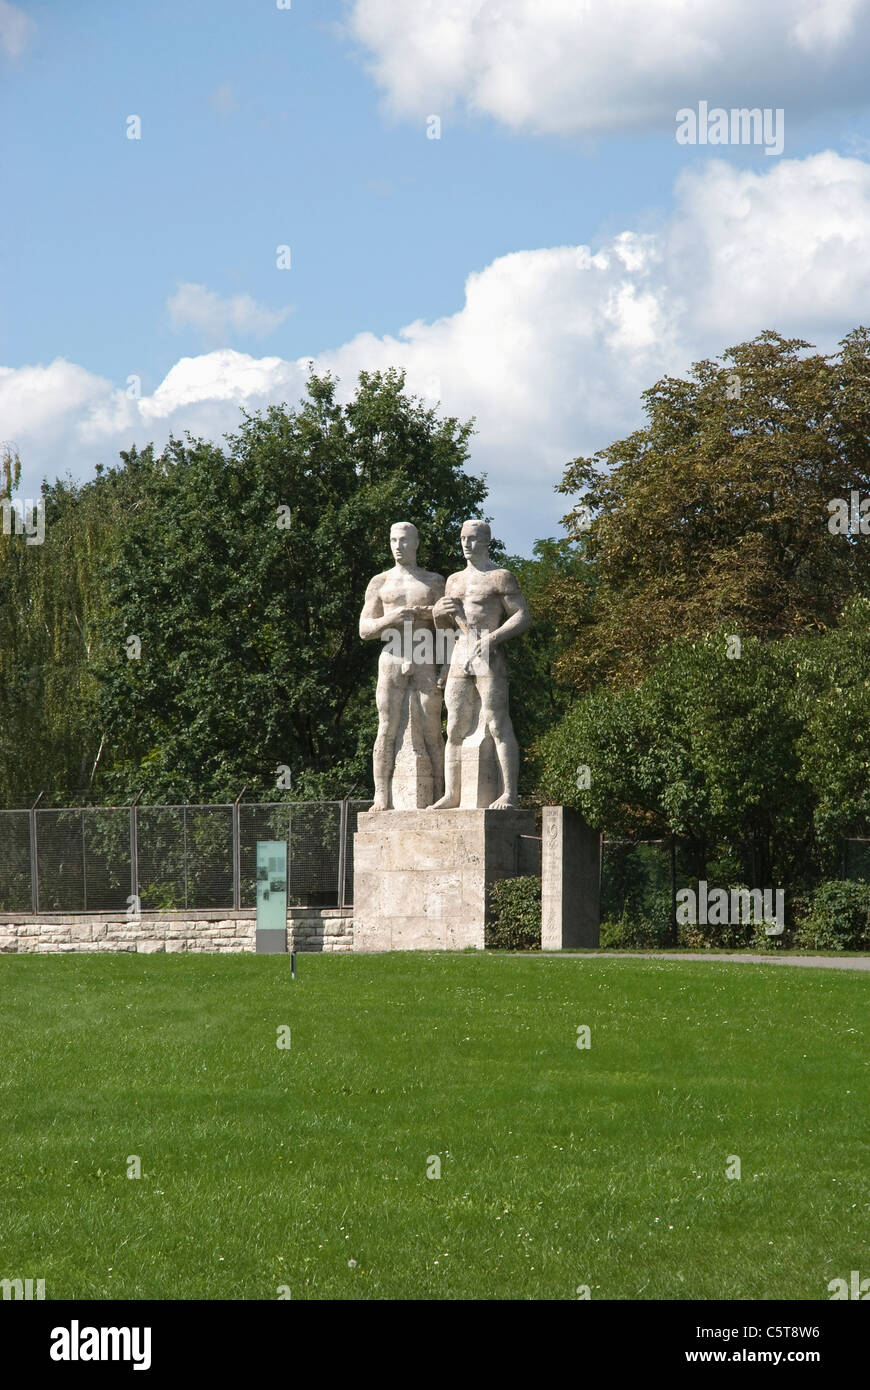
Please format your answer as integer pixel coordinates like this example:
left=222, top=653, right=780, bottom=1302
left=429, top=676, right=474, bottom=810
left=479, top=673, right=519, bottom=808
left=416, top=671, right=445, bottom=804
left=372, top=664, right=404, bottom=810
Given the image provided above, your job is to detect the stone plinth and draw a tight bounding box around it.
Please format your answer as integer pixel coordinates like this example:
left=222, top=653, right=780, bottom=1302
left=353, top=807, right=535, bottom=951
left=541, top=805, right=601, bottom=949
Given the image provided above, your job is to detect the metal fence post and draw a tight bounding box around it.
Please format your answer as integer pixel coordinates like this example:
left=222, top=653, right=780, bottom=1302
left=29, top=791, right=43, bottom=914
left=81, top=809, right=88, bottom=913
left=182, top=805, right=188, bottom=910
left=230, top=789, right=244, bottom=917
left=337, top=798, right=349, bottom=908
left=129, top=794, right=140, bottom=908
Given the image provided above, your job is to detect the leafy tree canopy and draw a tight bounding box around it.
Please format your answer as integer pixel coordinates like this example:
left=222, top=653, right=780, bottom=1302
left=552, top=329, right=870, bottom=691
left=92, top=369, right=487, bottom=802
left=536, top=604, right=870, bottom=888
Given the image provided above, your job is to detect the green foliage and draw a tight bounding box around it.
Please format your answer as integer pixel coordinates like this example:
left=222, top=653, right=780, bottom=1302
left=502, top=538, right=590, bottom=791
left=486, top=876, right=541, bottom=950
left=0, top=371, right=487, bottom=808
left=553, top=328, right=870, bottom=691
left=89, top=369, right=485, bottom=803
left=795, top=880, right=870, bottom=951
left=600, top=890, right=674, bottom=950
left=793, top=599, right=870, bottom=858
left=0, top=463, right=143, bottom=806
left=600, top=842, right=675, bottom=947
left=677, top=885, right=768, bottom=951
left=529, top=327, right=870, bottom=909
left=536, top=630, right=814, bottom=888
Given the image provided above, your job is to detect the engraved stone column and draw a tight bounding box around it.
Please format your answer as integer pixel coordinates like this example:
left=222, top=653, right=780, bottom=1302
left=541, top=805, right=600, bottom=949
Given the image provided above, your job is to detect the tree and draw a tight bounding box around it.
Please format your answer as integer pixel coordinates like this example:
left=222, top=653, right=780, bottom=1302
left=535, top=630, right=815, bottom=889
left=501, top=537, right=590, bottom=791
left=794, top=598, right=870, bottom=861
left=93, top=369, right=487, bottom=802
left=552, top=329, right=870, bottom=691
left=0, top=456, right=141, bottom=806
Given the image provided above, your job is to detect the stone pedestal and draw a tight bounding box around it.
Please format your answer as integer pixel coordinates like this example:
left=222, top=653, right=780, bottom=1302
left=353, top=808, right=535, bottom=951
left=541, top=805, right=601, bottom=949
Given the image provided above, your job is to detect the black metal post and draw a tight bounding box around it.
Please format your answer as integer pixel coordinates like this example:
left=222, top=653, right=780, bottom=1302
left=29, top=791, right=44, bottom=914
left=670, top=835, right=678, bottom=945
left=233, top=787, right=246, bottom=911
left=130, top=789, right=143, bottom=909
left=337, top=798, right=349, bottom=908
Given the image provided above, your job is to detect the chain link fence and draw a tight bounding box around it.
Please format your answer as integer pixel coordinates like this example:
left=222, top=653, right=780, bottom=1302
left=0, top=810, right=30, bottom=912
left=601, top=834, right=870, bottom=939
left=600, top=836, right=677, bottom=941
left=842, top=837, right=870, bottom=881
left=0, top=801, right=373, bottom=913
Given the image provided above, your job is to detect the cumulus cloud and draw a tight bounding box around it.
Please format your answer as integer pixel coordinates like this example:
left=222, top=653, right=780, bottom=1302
left=0, top=0, right=33, bottom=59
left=167, top=283, right=293, bottom=342
left=345, top=0, right=870, bottom=136
left=5, top=153, right=870, bottom=549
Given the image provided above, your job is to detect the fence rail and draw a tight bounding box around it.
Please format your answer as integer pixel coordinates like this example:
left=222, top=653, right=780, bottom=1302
left=2, top=812, right=863, bottom=918
left=0, top=801, right=372, bottom=914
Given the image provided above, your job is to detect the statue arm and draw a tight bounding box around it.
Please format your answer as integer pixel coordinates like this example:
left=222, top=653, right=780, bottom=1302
left=433, top=574, right=461, bottom=628
left=489, top=575, right=531, bottom=648
left=359, top=578, right=392, bottom=641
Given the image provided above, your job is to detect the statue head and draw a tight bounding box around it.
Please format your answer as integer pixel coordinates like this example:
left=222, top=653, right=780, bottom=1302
left=460, top=518, right=491, bottom=561
left=390, top=521, right=419, bottom=566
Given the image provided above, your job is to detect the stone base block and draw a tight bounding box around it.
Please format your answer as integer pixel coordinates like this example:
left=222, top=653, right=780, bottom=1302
left=353, top=807, right=535, bottom=951
left=541, top=805, right=600, bottom=949
left=256, top=929, right=287, bottom=954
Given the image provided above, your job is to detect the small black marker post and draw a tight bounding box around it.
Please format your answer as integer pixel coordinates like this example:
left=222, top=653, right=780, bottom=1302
left=291, top=951, right=296, bottom=980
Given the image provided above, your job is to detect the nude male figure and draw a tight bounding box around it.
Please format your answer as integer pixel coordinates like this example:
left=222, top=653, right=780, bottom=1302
left=359, top=522, right=446, bottom=811
left=430, top=519, right=531, bottom=810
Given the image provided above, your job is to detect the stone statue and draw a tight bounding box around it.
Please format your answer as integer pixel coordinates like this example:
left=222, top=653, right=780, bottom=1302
left=359, top=522, right=445, bottom=811
left=430, top=519, right=530, bottom=809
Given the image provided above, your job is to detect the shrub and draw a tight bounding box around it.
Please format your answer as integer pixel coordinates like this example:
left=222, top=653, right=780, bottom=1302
left=601, top=888, right=676, bottom=949
left=795, top=880, right=870, bottom=951
left=600, top=916, right=655, bottom=949
left=486, top=876, right=541, bottom=950
left=677, top=883, right=795, bottom=950
left=680, top=909, right=755, bottom=951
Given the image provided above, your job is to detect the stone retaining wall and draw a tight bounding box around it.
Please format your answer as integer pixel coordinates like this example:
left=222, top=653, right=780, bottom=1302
left=0, top=908, right=353, bottom=954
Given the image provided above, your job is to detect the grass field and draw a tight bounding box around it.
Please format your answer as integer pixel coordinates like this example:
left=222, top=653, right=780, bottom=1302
left=1, top=953, right=867, bottom=1300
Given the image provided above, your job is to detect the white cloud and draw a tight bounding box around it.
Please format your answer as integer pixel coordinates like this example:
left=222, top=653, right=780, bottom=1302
left=346, top=0, right=870, bottom=136
left=6, top=152, right=870, bottom=550
left=0, top=0, right=33, bottom=59
left=167, top=283, right=293, bottom=342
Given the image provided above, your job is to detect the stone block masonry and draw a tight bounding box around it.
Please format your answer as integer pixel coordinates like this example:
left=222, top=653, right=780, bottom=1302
left=353, top=806, right=536, bottom=950
left=0, top=907, right=353, bottom=954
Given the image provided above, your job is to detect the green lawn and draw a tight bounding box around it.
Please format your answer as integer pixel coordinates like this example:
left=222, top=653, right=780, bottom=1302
left=1, top=953, right=867, bottom=1300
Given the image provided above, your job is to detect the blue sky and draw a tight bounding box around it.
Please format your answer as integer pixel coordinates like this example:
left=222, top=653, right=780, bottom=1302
left=4, top=0, right=870, bottom=552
